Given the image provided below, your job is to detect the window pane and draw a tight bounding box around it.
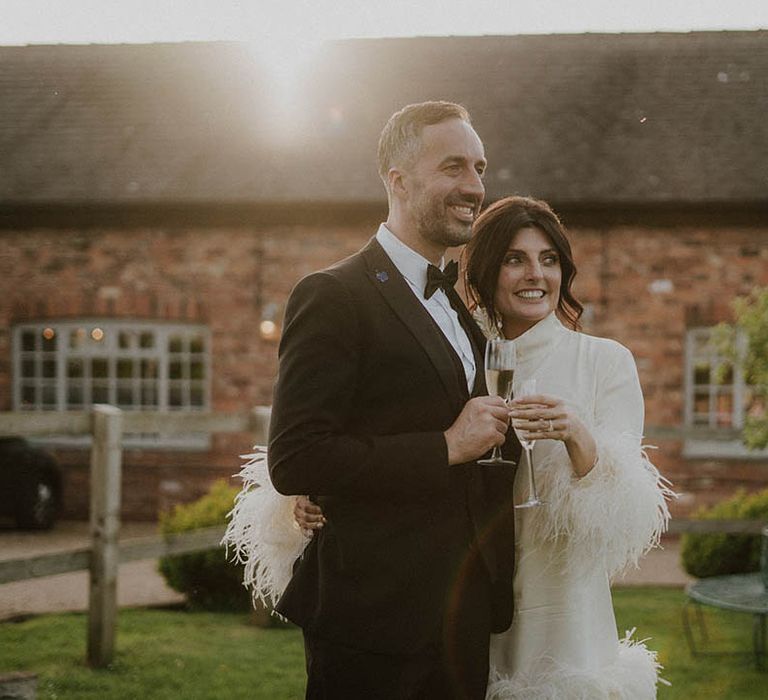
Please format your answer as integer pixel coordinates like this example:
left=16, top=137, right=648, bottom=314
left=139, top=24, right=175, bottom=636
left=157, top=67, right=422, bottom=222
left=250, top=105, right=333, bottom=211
left=41, top=384, right=57, bottom=408
left=190, top=335, right=205, bottom=353
left=168, top=335, right=184, bottom=353
left=22, top=358, right=36, bottom=378
left=117, top=359, right=134, bottom=379
left=716, top=363, right=734, bottom=385
left=117, top=384, right=135, bottom=407
left=139, top=332, right=154, bottom=349
left=68, top=359, right=84, bottom=378
left=169, top=360, right=184, bottom=380
left=118, top=331, right=134, bottom=349
left=169, top=383, right=184, bottom=407
left=42, top=360, right=56, bottom=379
left=715, top=392, right=734, bottom=426
left=190, top=361, right=204, bottom=380
left=190, top=384, right=204, bottom=407
left=716, top=414, right=733, bottom=428
left=141, top=359, right=158, bottom=379
left=693, top=362, right=710, bottom=385
left=92, top=358, right=109, bottom=379
left=21, top=384, right=36, bottom=407
left=92, top=383, right=109, bottom=404
left=141, top=383, right=158, bottom=407
left=22, top=331, right=36, bottom=351
left=68, top=384, right=84, bottom=408
left=694, top=392, right=709, bottom=414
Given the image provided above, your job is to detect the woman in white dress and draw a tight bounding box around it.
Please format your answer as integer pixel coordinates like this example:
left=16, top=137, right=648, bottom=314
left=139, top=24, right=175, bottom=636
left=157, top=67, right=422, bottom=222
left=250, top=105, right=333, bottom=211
left=224, top=195, right=672, bottom=699
left=464, top=196, right=672, bottom=698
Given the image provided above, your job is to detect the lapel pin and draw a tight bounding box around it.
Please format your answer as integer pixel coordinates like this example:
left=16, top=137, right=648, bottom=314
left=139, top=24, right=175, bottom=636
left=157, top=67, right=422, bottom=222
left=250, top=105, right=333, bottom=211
left=375, top=270, right=389, bottom=283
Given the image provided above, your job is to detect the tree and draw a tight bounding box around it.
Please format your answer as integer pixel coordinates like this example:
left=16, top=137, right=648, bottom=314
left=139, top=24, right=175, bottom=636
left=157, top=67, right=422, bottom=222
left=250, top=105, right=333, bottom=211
left=715, top=286, right=768, bottom=449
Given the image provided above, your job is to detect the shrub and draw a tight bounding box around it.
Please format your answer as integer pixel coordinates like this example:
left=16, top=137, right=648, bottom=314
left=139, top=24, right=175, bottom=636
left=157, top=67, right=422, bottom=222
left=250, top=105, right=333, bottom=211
left=158, top=480, right=251, bottom=612
left=680, top=487, right=768, bottom=578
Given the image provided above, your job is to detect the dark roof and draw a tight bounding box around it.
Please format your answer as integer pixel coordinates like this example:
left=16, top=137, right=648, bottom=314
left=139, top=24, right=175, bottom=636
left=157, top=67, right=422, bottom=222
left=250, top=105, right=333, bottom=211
left=0, top=32, right=766, bottom=206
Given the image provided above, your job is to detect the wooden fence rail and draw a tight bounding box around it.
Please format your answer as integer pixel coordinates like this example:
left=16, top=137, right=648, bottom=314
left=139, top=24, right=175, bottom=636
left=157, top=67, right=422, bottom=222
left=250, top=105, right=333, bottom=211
left=0, top=526, right=225, bottom=585
left=3, top=519, right=767, bottom=588
left=0, top=407, right=764, bottom=668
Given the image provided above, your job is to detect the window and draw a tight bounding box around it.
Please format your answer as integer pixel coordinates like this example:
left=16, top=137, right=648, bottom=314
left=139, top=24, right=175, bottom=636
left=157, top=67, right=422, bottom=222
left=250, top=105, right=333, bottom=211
left=13, top=321, right=211, bottom=448
left=684, top=327, right=764, bottom=458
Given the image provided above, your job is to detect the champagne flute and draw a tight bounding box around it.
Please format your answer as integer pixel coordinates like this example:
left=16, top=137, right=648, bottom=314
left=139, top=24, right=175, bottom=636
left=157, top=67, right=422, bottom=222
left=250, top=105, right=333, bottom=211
left=513, top=377, right=545, bottom=508
left=478, top=339, right=517, bottom=466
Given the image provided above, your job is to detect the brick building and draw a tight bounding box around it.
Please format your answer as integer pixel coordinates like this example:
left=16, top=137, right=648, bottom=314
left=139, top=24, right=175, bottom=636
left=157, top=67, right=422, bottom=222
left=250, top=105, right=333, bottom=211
left=1, top=32, right=766, bottom=520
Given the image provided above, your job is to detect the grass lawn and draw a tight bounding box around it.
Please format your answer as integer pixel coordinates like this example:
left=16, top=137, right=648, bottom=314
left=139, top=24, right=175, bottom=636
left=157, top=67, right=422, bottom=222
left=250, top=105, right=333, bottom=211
left=1, top=588, right=765, bottom=698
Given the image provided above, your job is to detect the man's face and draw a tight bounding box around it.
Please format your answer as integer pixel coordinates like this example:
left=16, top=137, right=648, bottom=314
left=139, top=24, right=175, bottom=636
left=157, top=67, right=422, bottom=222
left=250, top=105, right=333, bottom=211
left=402, top=119, right=486, bottom=249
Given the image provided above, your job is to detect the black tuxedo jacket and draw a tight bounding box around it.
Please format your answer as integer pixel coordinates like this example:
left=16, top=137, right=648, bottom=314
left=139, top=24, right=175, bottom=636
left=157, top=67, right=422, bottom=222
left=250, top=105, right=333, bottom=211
left=268, top=237, right=519, bottom=654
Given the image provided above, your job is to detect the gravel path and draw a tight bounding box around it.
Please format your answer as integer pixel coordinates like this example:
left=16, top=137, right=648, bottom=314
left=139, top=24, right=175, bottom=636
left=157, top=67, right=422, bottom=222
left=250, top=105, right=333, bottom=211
left=0, top=521, right=691, bottom=621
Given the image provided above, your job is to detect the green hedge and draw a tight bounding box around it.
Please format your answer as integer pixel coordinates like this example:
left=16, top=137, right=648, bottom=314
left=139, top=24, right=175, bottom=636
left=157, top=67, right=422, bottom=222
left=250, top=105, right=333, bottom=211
left=680, top=488, right=768, bottom=578
left=157, top=479, right=251, bottom=612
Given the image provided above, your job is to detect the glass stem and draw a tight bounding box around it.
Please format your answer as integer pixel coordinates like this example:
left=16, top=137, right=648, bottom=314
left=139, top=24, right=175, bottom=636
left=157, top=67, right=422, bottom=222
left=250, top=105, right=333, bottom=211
left=527, top=446, right=538, bottom=501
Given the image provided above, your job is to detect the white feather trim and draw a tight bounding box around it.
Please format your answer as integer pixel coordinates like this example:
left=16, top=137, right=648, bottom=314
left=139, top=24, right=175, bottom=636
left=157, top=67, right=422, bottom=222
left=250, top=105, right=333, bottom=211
left=221, top=447, right=309, bottom=606
left=522, top=431, right=675, bottom=578
left=487, top=629, right=665, bottom=699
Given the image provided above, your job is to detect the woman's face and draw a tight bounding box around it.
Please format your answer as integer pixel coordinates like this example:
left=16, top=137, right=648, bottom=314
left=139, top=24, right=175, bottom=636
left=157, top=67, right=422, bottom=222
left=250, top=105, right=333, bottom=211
left=494, top=226, right=562, bottom=338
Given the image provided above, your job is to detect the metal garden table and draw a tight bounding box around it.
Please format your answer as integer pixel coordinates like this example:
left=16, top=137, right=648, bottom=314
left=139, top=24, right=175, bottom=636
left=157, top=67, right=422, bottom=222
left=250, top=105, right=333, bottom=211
left=683, top=572, right=768, bottom=670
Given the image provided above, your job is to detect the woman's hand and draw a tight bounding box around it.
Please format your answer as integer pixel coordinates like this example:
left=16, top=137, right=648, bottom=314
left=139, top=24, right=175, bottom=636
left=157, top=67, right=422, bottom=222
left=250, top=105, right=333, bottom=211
left=293, top=496, right=326, bottom=537
left=509, top=393, right=597, bottom=477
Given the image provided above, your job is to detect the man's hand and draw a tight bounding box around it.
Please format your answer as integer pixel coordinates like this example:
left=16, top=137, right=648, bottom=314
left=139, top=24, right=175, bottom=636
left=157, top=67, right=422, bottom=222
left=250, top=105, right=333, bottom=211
left=443, top=396, right=510, bottom=465
left=294, top=495, right=326, bottom=537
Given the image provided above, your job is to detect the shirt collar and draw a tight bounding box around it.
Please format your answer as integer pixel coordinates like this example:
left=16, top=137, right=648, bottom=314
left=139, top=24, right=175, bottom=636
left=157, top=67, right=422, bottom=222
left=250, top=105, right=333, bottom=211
left=375, top=224, right=445, bottom=294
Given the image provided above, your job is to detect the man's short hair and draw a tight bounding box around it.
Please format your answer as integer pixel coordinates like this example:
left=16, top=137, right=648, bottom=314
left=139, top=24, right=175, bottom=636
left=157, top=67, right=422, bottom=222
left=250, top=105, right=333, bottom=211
left=377, top=101, right=472, bottom=189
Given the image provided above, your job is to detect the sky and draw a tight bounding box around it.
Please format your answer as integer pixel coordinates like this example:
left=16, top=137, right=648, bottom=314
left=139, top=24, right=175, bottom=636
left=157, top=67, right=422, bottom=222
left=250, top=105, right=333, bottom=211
left=1, top=0, right=767, bottom=47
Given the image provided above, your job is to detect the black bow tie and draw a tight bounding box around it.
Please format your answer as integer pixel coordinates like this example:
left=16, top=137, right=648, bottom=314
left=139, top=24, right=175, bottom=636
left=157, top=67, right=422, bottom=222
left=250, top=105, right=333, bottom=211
left=424, top=260, right=459, bottom=299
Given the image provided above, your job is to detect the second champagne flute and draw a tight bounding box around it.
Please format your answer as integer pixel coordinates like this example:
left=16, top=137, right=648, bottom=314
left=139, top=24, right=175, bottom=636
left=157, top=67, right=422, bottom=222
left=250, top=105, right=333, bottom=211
left=478, top=338, right=517, bottom=466
left=513, top=377, right=545, bottom=508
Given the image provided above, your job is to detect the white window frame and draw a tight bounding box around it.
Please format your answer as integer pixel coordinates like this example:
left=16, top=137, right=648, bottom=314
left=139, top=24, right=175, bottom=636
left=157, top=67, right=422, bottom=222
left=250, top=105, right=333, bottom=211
left=684, top=327, right=767, bottom=459
left=12, top=319, right=211, bottom=450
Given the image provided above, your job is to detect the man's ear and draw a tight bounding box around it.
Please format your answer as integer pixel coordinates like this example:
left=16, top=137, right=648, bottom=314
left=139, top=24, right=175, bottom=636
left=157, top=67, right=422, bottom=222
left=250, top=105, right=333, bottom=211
left=388, top=167, right=408, bottom=198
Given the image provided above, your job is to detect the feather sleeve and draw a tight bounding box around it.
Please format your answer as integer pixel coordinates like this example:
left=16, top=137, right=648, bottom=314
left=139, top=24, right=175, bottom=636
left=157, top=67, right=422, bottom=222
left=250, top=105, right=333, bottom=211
left=524, top=343, right=674, bottom=577
left=221, top=447, right=310, bottom=606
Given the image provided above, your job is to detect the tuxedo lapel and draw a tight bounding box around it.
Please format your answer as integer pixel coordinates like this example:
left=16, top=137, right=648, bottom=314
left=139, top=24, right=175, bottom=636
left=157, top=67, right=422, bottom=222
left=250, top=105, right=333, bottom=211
left=361, top=238, right=466, bottom=408
left=452, top=298, right=488, bottom=398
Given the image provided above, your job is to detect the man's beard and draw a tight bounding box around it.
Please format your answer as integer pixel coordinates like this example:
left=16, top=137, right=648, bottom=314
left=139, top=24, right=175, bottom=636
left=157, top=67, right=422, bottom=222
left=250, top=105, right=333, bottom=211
left=413, top=196, right=474, bottom=248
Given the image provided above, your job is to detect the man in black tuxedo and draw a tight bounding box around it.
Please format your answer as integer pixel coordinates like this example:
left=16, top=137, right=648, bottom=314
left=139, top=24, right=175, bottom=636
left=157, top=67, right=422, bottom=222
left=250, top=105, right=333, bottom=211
left=269, top=101, right=519, bottom=699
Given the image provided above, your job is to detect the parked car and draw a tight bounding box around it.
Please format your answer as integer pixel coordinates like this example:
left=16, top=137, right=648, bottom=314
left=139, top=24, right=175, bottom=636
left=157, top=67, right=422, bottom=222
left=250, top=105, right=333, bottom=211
left=0, top=436, right=62, bottom=529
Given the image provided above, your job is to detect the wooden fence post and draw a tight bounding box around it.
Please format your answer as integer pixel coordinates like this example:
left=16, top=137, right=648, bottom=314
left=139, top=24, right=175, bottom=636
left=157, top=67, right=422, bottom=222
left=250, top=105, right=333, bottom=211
left=87, top=404, right=123, bottom=668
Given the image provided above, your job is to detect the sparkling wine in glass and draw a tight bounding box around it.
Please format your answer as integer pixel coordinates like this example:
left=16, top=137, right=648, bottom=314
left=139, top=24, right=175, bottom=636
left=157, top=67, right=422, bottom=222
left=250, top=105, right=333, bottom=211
left=514, top=377, right=545, bottom=508
left=478, top=339, right=516, bottom=466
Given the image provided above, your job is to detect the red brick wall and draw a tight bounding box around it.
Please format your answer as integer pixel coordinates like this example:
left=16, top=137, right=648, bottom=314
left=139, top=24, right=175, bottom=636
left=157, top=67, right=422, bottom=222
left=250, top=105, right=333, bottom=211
left=0, top=223, right=371, bottom=519
left=2, top=219, right=766, bottom=519
left=568, top=225, right=768, bottom=515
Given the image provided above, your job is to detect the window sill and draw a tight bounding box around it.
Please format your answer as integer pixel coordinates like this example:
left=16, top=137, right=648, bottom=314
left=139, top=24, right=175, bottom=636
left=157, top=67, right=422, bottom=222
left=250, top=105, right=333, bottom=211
left=30, top=434, right=211, bottom=452
left=683, top=439, right=768, bottom=461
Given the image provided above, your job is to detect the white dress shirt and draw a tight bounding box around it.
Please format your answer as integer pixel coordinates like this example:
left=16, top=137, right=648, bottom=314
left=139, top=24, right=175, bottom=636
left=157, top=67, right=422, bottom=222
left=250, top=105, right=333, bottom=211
left=375, top=224, right=476, bottom=392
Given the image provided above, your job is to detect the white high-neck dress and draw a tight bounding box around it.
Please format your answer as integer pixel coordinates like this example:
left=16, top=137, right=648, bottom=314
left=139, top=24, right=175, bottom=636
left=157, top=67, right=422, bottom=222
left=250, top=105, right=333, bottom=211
left=484, top=312, right=672, bottom=699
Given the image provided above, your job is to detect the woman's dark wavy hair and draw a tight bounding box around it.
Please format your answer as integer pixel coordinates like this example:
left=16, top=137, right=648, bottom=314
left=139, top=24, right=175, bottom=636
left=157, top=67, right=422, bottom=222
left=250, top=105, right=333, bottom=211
left=464, top=195, right=583, bottom=331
